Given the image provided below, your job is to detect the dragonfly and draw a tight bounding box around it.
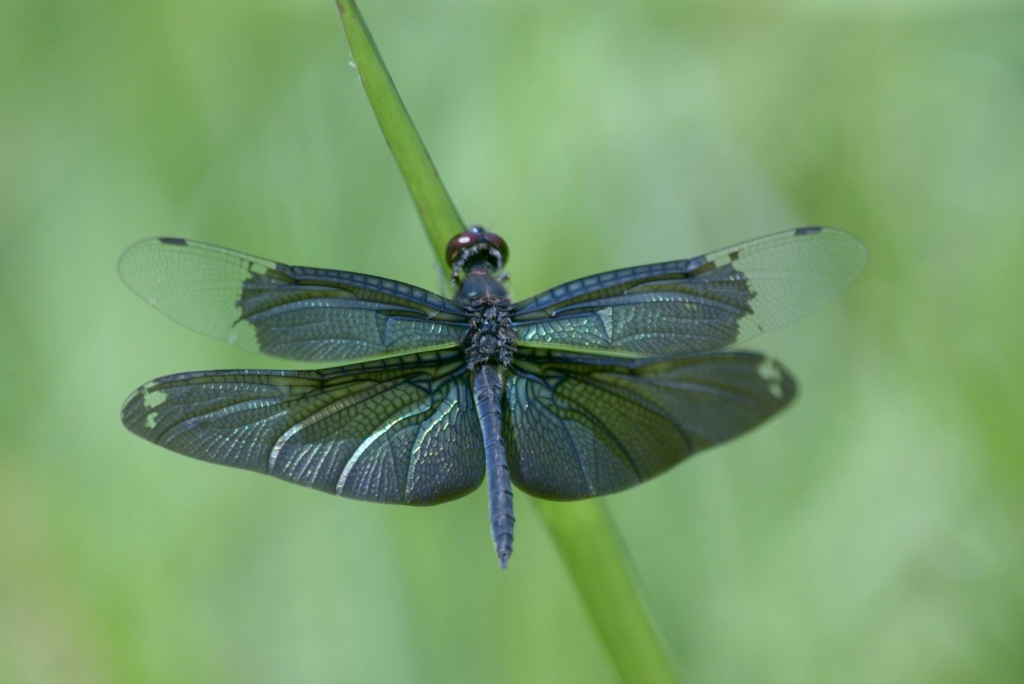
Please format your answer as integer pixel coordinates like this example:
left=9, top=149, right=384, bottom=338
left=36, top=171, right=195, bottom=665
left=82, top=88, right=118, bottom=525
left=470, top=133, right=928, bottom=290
left=120, top=226, right=867, bottom=568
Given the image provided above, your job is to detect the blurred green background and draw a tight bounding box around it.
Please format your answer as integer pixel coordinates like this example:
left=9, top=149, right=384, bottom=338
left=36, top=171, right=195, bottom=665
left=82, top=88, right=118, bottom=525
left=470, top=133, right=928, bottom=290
left=2, top=0, right=1022, bottom=682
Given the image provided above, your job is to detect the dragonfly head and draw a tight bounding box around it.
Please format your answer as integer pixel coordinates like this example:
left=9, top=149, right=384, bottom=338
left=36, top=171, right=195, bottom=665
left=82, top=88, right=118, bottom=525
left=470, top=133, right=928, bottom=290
left=446, top=226, right=509, bottom=282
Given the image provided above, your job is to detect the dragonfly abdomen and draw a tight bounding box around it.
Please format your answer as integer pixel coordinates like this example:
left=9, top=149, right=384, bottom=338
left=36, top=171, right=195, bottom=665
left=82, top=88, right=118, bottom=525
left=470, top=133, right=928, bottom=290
left=473, top=364, right=514, bottom=569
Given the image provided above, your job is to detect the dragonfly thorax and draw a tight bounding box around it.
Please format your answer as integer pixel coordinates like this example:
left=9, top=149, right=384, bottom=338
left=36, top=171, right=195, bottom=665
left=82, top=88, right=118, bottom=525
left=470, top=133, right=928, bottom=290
left=457, top=270, right=516, bottom=369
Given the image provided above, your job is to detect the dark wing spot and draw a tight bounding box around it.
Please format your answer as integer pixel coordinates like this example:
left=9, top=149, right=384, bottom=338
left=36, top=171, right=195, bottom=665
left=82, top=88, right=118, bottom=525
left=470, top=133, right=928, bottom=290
left=794, top=226, right=823, bottom=236
left=684, top=255, right=714, bottom=276
left=157, top=237, right=189, bottom=246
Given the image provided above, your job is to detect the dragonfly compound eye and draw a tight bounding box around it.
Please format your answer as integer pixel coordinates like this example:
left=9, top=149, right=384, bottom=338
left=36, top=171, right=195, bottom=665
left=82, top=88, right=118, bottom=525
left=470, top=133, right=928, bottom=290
left=446, top=226, right=509, bottom=272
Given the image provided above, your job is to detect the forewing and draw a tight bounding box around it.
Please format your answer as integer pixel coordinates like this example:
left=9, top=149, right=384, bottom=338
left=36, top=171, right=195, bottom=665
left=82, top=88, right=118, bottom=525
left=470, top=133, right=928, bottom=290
left=121, top=351, right=484, bottom=505
left=513, top=227, right=867, bottom=356
left=119, top=238, right=468, bottom=362
left=504, top=348, right=796, bottom=500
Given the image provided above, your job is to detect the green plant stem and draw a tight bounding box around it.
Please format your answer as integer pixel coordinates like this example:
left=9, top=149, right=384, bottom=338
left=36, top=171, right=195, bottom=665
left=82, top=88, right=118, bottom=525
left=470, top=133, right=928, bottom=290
left=335, top=0, right=463, bottom=263
left=333, top=2, right=681, bottom=681
left=535, top=500, right=680, bottom=683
